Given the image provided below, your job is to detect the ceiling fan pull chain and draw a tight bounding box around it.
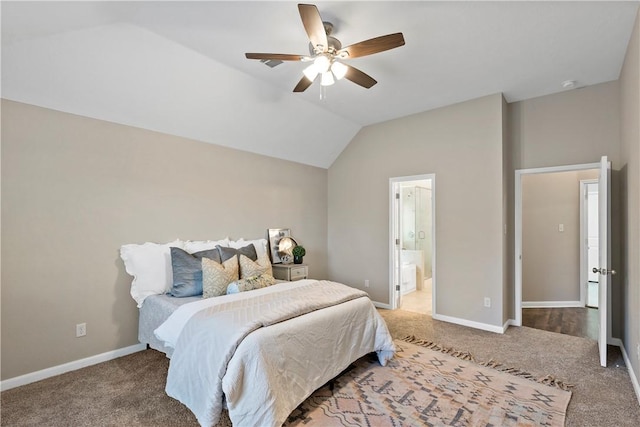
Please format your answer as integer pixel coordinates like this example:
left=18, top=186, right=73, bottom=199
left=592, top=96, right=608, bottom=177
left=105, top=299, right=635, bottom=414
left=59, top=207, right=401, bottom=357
left=320, top=85, right=327, bottom=101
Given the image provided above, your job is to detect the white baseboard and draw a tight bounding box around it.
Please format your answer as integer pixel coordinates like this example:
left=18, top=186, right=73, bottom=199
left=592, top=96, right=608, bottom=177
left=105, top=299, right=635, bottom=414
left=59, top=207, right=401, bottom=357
left=432, top=313, right=505, bottom=334
left=373, top=301, right=392, bottom=309
left=610, top=337, right=623, bottom=347
left=503, top=319, right=516, bottom=330
left=0, top=343, right=146, bottom=391
left=615, top=340, right=640, bottom=406
left=522, top=300, right=583, bottom=308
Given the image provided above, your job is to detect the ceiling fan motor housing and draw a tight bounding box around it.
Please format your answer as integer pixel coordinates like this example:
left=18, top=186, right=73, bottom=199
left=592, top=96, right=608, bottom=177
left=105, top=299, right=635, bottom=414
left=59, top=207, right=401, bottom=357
left=309, top=22, right=342, bottom=55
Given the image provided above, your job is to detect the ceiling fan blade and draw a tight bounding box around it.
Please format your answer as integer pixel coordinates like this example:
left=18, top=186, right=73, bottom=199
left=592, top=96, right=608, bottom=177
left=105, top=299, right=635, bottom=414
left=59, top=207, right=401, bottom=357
left=338, top=33, right=405, bottom=59
left=344, top=65, right=377, bottom=89
left=293, top=76, right=314, bottom=92
left=245, top=53, right=306, bottom=61
left=298, top=4, right=328, bottom=52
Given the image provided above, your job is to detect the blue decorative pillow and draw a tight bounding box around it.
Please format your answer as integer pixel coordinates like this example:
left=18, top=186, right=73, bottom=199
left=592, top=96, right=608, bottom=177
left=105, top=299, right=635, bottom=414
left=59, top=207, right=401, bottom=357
left=169, top=247, right=221, bottom=297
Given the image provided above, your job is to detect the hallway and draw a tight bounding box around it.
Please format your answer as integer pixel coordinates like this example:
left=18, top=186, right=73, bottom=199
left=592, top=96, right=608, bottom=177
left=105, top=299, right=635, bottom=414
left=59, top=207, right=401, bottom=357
left=522, top=307, right=599, bottom=340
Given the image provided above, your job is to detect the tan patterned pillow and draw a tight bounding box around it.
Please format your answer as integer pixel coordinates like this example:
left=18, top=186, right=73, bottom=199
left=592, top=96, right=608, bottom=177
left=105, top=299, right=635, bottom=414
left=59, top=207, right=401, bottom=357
left=202, top=256, right=239, bottom=298
left=239, top=252, right=273, bottom=278
left=227, top=274, right=277, bottom=294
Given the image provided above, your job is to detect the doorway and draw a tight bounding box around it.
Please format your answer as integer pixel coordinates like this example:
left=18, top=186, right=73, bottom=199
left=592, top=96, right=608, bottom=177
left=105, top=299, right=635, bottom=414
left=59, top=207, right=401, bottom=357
left=515, top=157, right=612, bottom=367
left=518, top=168, right=598, bottom=309
left=389, top=174, right=435, bottom=315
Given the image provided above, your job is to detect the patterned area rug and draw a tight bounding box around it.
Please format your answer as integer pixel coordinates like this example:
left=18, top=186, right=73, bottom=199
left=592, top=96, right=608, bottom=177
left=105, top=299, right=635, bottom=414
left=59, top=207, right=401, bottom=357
left=285, top=338, right=572, bottom=426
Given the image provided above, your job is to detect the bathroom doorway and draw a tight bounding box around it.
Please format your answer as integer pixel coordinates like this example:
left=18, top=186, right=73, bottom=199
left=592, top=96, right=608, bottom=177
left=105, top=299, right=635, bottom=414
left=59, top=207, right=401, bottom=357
left=389, top=174, right=435, bottom=315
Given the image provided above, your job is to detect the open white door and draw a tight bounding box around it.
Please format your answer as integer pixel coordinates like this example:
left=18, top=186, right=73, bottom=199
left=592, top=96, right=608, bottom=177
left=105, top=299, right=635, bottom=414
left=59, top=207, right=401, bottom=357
left=394, top=187, right=403, bottom=309
left=596, top=156, right=612, bottom=367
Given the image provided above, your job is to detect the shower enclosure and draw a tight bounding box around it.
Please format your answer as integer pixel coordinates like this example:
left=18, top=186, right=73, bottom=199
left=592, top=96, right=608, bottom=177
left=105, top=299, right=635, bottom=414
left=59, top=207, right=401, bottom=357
left=401, top=185, right=433, bottom=290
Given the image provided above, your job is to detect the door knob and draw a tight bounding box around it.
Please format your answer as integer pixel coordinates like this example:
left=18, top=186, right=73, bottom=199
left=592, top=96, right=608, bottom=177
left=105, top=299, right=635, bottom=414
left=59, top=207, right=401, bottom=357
left=592, top=267, right=617, bottom=275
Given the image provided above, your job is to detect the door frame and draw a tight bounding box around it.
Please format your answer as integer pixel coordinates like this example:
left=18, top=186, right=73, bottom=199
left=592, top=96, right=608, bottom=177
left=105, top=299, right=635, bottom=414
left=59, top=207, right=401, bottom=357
left=514, top=162, right=599, bottom=326
left=389, top=174, right=436, bottom=312
left=580, top=178, right=599, bottom=308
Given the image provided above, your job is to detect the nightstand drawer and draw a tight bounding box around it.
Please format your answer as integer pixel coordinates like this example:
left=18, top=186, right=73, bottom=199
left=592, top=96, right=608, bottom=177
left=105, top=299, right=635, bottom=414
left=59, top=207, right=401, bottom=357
left=272, top=264, right=308, bottom=281
left=289, top=266, right=307, bottom=280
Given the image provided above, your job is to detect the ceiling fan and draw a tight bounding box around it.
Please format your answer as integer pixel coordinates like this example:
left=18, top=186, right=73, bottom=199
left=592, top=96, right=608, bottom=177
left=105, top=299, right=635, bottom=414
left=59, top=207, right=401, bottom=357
left=245, top=3, right=405, bottom=93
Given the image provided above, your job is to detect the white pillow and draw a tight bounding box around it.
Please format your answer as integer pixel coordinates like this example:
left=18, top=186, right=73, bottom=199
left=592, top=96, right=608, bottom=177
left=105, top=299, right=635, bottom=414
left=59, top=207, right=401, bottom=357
left=183, top=238, right=229, bottom=253
left=230, top=238, right=269, bottom=260
left=120, top=239, right=184, bottom=308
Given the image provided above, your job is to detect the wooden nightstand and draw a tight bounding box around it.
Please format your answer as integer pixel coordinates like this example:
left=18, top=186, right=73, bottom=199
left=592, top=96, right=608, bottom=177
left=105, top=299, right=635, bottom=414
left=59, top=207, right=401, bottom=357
left=272, top=264, right=308, bottom=281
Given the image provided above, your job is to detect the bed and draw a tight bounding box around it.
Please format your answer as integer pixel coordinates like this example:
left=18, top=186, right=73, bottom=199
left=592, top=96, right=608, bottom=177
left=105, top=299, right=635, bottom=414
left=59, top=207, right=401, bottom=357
left=138, top=293, right=199, bottom=356
left=122, top=238, right=396, bottom=427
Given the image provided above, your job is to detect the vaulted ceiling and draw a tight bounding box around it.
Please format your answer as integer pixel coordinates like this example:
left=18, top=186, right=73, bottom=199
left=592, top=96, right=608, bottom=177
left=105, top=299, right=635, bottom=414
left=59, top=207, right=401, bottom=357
left=2, top=1, right=638, bottom=168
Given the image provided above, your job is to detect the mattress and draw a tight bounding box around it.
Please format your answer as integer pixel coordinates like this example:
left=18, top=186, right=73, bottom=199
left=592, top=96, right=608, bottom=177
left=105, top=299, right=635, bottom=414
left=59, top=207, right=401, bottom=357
left=138, top=293, right=201, bottom=355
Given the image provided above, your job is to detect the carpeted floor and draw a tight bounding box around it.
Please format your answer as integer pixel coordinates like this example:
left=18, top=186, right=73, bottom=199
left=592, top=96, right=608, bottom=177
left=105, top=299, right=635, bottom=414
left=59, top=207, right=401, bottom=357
left=1, top=309, right=639, bottom=426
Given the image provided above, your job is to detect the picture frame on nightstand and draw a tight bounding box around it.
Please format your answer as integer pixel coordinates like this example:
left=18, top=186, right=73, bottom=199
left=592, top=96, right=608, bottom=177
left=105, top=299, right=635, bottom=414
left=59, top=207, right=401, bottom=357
left=268, top=228, right=290, bottom=264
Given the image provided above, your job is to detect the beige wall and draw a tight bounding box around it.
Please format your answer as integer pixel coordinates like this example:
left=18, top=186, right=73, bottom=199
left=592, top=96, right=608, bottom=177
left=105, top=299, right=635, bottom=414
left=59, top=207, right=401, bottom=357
left=522, top=170, right=598, bottom=303
left=509, top=81, right=621, bottom=171
left=0, top=100, right=329, bottom=380
left=620, top=8, right=640, bottom=393
left=328, top=94, right=506, bottom=327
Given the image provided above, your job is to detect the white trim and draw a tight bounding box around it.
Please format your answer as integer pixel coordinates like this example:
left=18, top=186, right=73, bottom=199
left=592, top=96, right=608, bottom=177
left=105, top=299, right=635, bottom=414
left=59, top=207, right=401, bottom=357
left=432, top=313, right=506, bottom=334
left=373, top=301, right=392, bottom=310
left=0, top=343, right=146, bottom=391
left=615, top=340, right=640, bottom=406
left=514, top=169, right=523, bottom=326
left=431, top=181, right=437, bottom=317
left=517, top=163, right=600, bottom=176
left=514, top=162, right=600, bottom=329
left=610, top=337, right=623, bottom=347
left=522, top=300, right=584, bottom=308
left=579, top=180, right=586, bottom=306
left=503, top=319, right=516, bottom=330
left=388, top=179, right=399, bottom=309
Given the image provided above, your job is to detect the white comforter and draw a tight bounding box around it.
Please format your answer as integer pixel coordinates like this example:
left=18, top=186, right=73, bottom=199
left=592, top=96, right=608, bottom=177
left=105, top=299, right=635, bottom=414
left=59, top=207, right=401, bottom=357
left=154, top=280, right=396, bottom=427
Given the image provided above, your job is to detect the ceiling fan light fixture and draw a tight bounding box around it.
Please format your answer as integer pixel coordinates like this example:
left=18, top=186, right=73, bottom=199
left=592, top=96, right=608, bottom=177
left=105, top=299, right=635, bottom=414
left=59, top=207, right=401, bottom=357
left=321, top=71, right=335, bottom=86
left=314, top=55, right=331, bottom=73
left=303, top=63, right=319, bottom=81
left=331, top=61, right=348, bottom=80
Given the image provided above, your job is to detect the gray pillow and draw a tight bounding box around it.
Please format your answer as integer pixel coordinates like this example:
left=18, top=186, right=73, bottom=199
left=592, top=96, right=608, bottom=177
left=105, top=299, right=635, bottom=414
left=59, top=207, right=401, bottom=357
left=217, top=244, right=258, bottom=263
left=169, top=247, right=221, bottom=297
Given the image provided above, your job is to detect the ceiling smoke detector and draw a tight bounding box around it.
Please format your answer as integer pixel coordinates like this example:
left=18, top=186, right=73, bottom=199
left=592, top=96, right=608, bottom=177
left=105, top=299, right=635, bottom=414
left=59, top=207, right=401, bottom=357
left=562, top=80, right=577, bottom=89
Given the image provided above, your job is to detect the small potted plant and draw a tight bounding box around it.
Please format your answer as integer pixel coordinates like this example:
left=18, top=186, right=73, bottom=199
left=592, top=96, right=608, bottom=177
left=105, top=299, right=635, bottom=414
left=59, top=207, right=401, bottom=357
left=292, top=245, right=306, bottom=264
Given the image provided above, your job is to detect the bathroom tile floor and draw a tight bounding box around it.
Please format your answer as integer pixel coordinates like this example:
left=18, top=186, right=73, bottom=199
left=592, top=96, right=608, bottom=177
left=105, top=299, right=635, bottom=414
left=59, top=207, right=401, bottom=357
left=400, top=279, right=432, bottom=315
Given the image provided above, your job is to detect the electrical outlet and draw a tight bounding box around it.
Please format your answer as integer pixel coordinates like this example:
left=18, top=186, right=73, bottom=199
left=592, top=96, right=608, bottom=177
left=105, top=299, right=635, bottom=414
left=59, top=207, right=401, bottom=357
left=364, top=279, right=370, bottom=288
left=76, top=323, right=86, bottom=338
left=484, top=297, right=491, bottom=308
